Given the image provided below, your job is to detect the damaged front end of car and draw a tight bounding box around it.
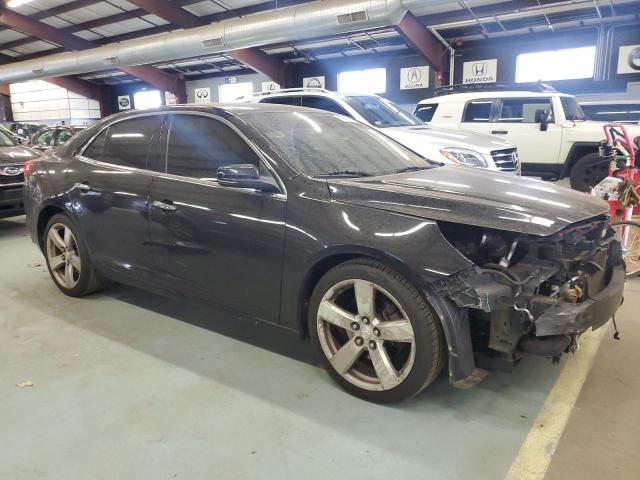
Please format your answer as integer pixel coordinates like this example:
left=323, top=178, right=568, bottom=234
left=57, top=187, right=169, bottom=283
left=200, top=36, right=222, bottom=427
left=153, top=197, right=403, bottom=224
left=434, top=216, right=625, bottom=380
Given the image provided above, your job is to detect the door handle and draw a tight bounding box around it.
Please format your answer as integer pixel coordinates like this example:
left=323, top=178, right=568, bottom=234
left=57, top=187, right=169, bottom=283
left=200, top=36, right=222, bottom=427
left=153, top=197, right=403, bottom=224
left=152, top=200, right=178, bottom=212
left=491, top=129, right=509, bottom=135
left=74, top=182, right=92, bottom=192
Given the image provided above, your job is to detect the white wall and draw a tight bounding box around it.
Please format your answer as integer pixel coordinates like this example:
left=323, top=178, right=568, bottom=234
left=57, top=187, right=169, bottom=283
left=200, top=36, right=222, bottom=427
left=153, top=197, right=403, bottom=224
left=186, top=73, right=271, bottom=103
left=9, top=80, right=101, bottom=125
left=575, top=82, right=640, bottom=102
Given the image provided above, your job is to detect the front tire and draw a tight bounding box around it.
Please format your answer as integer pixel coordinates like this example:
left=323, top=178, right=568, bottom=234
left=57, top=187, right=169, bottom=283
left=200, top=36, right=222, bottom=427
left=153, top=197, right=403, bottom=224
left=569, top=153, right=609, bottom=192
left=44, top=213, right=107, bottom=296
left=308, top=259, right=445, bottom=403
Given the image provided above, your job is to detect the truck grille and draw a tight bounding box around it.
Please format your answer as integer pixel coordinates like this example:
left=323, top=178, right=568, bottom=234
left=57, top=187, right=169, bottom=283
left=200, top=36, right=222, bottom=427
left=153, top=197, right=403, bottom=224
left=491, top=148, right=520, bottom=172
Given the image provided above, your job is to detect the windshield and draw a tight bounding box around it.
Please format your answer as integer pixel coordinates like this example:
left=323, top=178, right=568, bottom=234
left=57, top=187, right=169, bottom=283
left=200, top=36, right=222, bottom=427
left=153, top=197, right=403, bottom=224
left=343, top=96, right=423, bottom=128
left=0, top=129, right=15, bottom=147
left=242, top=111, right=436, bottom=177
left=561, top=96, right=586, bottom=121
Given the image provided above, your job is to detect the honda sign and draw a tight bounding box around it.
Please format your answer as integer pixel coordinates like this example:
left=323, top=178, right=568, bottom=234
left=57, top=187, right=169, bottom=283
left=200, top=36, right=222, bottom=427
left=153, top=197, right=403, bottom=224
left=462, top=59, right=497, bottom=84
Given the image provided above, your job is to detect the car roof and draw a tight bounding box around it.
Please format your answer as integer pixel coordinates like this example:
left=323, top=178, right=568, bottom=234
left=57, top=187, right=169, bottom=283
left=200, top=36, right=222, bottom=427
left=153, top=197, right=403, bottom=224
left=418, top=91, right=572, bottom=104
left=579, top=100, right=640, bottom=105
left=250, top=89, right=381, bottom=101
left=113, top=102, right=328, bottom=117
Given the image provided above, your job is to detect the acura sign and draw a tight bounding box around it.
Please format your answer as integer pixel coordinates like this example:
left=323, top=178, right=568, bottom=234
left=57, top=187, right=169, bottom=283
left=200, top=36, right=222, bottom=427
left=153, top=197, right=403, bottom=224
left=400, top=66, right=429, bottom=90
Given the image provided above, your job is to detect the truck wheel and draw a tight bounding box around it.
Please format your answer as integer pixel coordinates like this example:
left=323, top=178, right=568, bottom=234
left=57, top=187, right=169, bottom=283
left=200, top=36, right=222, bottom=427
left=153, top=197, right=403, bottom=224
left=569, top=153, right=609, bottom=192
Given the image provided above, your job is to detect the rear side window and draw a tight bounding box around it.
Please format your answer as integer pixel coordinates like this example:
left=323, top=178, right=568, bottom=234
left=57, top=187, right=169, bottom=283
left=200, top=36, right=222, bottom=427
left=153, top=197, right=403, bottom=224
left=83, top=116, right=163, bottom=169
left=165, top=114, right=259, bottom=180
left=33, top=129, right=54, bottom=146
left=260, top=96, right=301, bottom=106
left=56, top=129, right=73, bottom=145
left=463, top=100, right=493, bottom=122
left=497, top=98, right=553, bottom=123
left=301, top=96, right=349, bottom=116
left=414, top=103, right=438, bottom=122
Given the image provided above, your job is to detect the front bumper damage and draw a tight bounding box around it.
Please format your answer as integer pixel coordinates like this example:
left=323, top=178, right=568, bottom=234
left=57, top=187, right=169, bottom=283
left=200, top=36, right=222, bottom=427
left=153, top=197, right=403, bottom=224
left=433, top=217, right=625, bottom=384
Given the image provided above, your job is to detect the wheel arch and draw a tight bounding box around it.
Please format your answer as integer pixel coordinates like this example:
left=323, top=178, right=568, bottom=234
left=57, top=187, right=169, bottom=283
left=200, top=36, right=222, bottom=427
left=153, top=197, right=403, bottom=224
left=36, top=205, right=65, bottom=252
left=560, top=142, right=600, bottom=178
left=297, top=246, right=479, bottom=386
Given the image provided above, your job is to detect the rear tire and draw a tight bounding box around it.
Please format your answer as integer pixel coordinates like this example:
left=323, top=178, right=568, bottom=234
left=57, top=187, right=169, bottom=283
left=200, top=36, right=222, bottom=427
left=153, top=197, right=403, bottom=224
left=308, top=258, right=445, bottom=403
left=569, top=153, right=609, bottom=192
left=44, top=213, right=108, bottom=296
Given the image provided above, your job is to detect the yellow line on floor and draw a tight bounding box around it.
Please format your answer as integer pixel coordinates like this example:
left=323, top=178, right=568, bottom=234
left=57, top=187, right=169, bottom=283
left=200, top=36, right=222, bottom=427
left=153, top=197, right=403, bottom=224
left=505, top=326, right=608, bottom=480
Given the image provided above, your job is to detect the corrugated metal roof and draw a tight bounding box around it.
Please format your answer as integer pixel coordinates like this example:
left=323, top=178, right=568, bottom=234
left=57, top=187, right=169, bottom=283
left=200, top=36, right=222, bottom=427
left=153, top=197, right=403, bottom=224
left=182, top=1, right=226, bottom=17
left=0, top=0, right=636, bottom=86
left=11, top=40, right=58, bottom=54
left=58, top=2, right=127, bottom=24
left=90, top=17, right=159, bottom=37
left=0, top=29, right=28, bottom=43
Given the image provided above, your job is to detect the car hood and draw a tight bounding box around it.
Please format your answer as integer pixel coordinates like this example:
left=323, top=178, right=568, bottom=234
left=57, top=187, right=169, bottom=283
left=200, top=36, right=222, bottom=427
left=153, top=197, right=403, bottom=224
left=381, top=125, right=515, bottom=155
left=564, top=120, right=640, bottom=139
left=327, top=165, right=608, bottom=236
left=0, top=145, right=40, bottom=165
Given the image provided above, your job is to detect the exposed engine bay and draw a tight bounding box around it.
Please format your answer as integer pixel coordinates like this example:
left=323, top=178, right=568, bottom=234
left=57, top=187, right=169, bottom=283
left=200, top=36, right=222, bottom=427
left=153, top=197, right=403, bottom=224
left=435, top=216, right=625, bottom=370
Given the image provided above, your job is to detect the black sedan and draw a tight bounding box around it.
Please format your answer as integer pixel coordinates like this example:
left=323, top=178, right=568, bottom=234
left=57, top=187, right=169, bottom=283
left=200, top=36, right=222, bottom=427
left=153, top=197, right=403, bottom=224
left=24, top=104, right=624, bottom=402
left=0, top=128, right=40, bottom=219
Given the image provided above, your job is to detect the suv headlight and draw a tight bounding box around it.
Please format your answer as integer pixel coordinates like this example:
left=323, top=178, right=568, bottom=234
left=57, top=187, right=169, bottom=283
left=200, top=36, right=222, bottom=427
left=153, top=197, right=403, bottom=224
left=439, top=148, right=488, bottom=168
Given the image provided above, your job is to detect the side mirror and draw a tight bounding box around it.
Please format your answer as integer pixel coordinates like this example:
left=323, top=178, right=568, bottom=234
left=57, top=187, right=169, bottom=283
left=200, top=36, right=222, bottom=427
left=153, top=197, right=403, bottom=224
left=217, top=164, right=276, bottom=192
left=535, top=109, right=550, bottom=131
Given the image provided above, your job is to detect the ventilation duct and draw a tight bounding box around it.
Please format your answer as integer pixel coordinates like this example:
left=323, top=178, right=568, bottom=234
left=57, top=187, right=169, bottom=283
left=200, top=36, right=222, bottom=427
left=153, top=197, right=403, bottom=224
left=0, top=0, right=447, bottom=84
left=336, top=10, right=369, bottom=25
left=202, top=37, right=224, bottom=48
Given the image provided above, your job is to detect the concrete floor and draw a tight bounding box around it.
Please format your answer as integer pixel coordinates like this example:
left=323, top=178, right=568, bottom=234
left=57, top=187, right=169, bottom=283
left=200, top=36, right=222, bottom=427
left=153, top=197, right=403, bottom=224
left=0, top=215, right=637, bottom=480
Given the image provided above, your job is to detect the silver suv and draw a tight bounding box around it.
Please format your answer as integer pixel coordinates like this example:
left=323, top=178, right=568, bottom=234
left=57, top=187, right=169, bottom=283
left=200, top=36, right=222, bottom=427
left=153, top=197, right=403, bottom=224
left=248, top=88, right=521, bottom=174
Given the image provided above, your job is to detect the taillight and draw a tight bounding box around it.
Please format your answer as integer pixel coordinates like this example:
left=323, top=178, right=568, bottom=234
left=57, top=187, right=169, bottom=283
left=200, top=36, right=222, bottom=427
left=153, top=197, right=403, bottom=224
left=23, top=160, right=34, bottom=176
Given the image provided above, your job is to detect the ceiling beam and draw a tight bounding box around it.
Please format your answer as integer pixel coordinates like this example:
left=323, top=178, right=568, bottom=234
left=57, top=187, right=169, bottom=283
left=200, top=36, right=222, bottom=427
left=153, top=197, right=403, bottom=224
left=395, top=11, right=447, bottom=72
left=0, top=6, right=186, bottom=101
left=126, top=0, right=292, bottom=86
left=127, top=0, right=201, bottom=29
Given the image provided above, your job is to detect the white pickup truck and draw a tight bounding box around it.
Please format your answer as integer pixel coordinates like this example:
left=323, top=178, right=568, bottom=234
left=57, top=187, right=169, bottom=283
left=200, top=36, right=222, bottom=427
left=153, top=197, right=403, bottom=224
left=414, top=84, right=640, bottom=191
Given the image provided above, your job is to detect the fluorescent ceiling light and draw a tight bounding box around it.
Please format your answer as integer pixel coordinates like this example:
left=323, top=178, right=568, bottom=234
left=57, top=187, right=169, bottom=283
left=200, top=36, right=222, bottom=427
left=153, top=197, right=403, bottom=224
left=6, top=0, right=33, bottom=7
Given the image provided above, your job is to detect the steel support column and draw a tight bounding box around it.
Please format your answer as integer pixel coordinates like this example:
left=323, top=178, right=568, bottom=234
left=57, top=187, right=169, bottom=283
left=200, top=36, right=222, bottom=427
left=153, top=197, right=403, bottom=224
left=395, top=11, right=447, bottom=74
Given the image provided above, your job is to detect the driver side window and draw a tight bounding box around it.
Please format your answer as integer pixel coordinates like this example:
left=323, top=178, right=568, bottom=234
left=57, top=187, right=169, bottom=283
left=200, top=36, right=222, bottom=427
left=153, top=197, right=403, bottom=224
left=165, top=114, right=260, bottom=180
left=497, top=98, right=553, bottom=123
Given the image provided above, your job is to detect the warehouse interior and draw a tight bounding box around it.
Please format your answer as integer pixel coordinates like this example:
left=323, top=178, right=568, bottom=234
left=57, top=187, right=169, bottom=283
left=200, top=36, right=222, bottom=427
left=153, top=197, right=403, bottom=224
left=1, top=1, right=639, bottom=479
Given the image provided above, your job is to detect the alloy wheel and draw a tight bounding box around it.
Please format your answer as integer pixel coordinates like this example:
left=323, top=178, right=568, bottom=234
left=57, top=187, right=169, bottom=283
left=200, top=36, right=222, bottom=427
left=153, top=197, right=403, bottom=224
left=316, top=279, right=416, bottom=391
left=46, top=223, right=81, bottom=289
